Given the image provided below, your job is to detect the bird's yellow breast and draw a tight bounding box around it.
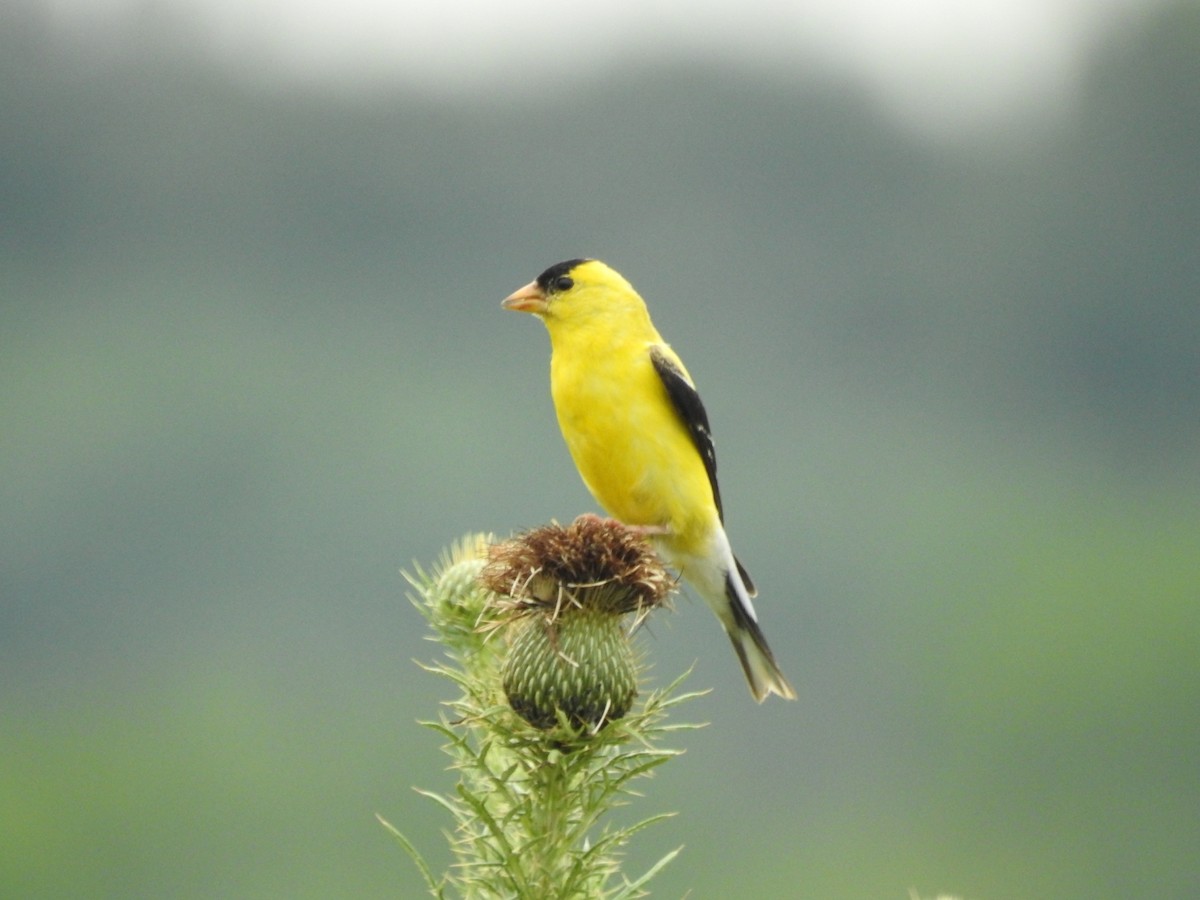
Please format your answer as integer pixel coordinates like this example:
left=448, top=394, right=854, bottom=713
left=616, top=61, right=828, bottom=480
left=545, top=307, right=717, bottom=554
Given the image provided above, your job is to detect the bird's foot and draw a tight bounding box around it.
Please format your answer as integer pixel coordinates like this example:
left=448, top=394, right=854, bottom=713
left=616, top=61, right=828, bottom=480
left=572, top=512, right=610, bottom=528
left=626, top=523, right=671, bottom=537
left=571, top=513, right=671, bottom=537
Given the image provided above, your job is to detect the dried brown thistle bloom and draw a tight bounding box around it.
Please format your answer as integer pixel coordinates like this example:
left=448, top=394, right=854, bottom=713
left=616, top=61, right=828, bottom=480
left=479, top=516, right=674, bottom=730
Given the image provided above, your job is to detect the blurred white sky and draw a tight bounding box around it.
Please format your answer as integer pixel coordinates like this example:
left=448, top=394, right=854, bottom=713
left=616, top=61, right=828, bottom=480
left=42, top=0, right=1162, bottom=136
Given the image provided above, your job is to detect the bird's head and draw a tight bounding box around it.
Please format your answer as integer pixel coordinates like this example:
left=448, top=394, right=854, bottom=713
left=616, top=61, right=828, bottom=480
left=501, top=259, right=648, bottom=329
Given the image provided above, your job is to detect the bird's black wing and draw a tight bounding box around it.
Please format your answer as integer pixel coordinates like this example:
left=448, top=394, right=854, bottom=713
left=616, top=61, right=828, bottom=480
left=650, top=345, right=757, bottom=596
left=649, top=345, right=724, bottom=522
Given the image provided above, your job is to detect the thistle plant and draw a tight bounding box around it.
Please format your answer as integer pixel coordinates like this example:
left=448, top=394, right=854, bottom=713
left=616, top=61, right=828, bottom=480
left=383, top=517, right=705, bottom=899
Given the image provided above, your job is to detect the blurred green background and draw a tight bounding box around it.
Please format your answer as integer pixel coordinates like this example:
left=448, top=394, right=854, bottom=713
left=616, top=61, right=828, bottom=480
left=2, top=1, right=1198, bottom=897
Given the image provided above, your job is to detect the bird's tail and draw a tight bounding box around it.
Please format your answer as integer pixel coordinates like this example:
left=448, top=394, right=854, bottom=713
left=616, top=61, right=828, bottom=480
left=723, top=568, right=797, bottom=702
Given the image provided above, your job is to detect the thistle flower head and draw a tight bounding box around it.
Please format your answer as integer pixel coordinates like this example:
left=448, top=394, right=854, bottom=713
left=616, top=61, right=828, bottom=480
left=480, top=515, right=674, bottom=618
left=479, top=516, right=674, bottom=731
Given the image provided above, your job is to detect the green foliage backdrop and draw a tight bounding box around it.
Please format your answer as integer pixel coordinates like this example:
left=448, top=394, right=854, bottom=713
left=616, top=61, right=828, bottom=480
left=2, top=4, right=1197, bottom=897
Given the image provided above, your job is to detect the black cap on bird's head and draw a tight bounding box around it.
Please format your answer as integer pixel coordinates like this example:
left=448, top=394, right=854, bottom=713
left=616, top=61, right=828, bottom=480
left=536, top=258, right=591, bottom=294
left=502, top=258, right=593, bottom=314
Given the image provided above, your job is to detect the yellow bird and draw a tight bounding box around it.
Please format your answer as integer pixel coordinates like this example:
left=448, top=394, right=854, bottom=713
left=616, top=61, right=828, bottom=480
left=502, top=259, right=795, bottom=701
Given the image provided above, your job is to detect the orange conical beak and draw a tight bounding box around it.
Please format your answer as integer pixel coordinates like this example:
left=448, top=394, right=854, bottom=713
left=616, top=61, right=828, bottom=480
left=501, top=280, right=548, bottom=314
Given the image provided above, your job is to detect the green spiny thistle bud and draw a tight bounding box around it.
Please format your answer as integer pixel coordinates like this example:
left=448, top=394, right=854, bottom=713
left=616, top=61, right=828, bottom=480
left=433, top=548, right=489, bottom=622
left=407, top=534, right=496, bottom=657
left=503, top=602, right=638, bottom=730
left=480, top=516, right=674, bottom=732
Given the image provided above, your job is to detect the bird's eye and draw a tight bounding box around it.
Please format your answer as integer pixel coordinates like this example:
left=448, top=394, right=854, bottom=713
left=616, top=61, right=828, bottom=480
left=553, top=275, right=574, bottom=292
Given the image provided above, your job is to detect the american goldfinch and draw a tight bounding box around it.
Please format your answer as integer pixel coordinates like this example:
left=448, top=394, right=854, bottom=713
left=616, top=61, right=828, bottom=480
left=502, top=258, right=795, bottom=702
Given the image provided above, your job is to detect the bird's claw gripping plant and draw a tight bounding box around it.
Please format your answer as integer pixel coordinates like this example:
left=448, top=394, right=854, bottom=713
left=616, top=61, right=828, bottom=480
left=383, top=516, right=706, bottom=899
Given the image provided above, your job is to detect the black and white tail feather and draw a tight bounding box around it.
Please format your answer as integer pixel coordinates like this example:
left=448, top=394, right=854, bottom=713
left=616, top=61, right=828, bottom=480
left=651, top=346, right=796, bottom=702
left=722, top=552, right=796, bottom=702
